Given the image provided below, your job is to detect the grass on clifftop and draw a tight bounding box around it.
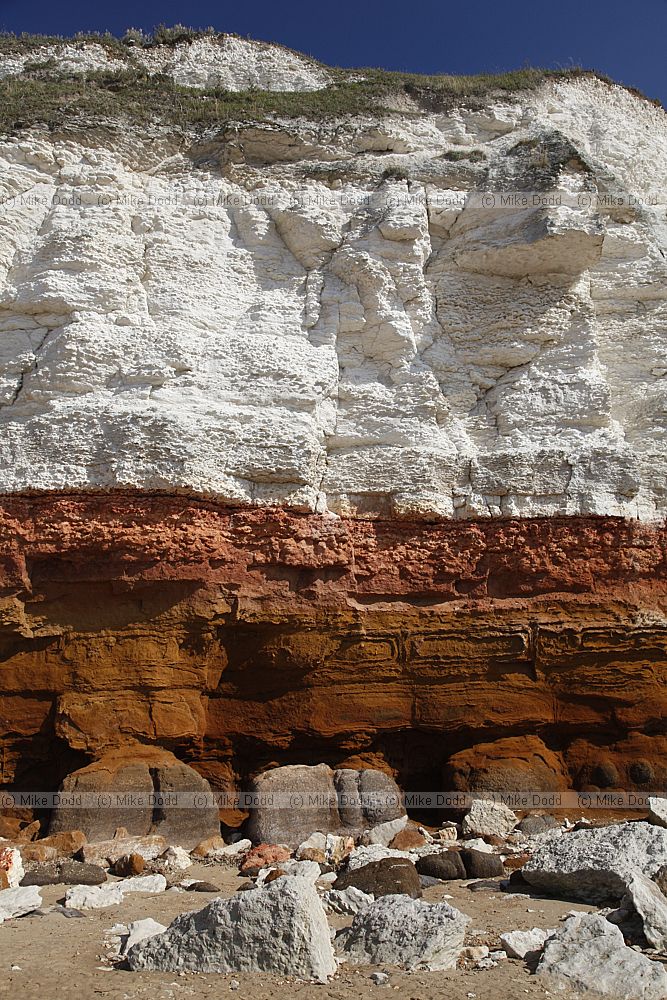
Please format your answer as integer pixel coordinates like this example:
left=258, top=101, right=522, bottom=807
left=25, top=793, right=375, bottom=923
left=0, top=66, right=622, bottom=135
left=0, top=28, right=659, bottom=134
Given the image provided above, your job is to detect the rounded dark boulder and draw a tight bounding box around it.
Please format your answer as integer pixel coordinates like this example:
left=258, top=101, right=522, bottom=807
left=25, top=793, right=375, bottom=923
left=517, top=814, right=560, bottom=837
left=460, top=848, right=505, bottom=879
left=333, top=857, right=421, bottom=899
left=415, top=851, right=466, bottom=880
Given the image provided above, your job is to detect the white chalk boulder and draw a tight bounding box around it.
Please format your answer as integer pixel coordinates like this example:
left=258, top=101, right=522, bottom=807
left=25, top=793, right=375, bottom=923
left=336, top=893, right=470, bottom=970
left=127, top=878, right=336, bottom=981
left=0, top=885, right=42, bottom=922
left=521, top=822, right=667, bottom=902
left=462, top=800, right=517, bottom=838
left=537, top=912, right=667, bottom=999
left=622, top=871, right=667, bottom=951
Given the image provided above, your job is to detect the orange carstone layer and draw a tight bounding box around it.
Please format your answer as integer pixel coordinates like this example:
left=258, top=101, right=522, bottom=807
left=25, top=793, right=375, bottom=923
left=0, top=493, right=665, bottom=798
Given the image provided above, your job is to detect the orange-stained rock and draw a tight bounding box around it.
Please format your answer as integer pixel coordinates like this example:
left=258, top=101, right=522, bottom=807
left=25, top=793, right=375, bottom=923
left=112, top=853, right=145, bottom=876
left=0, top=494, right=665, bottom=805
left=389, top=827, right=429, bottom=851
left=263, top=869, right=287, bottom=884
left=15, top=820, right=41, bottom=842
left=18, top=830, right=86, bottom=861
left=0, top=869, right=8, bottom=889
left=565, top=733, right=667, bottom=791
left=19, top=843, right=59, bottom=863
left=81, top=835, right=167, bottom=867
left=39, top=831, right=88, bottom=856
left=444, top=736, right=570, bottom=793
left=240, top=844, right=292, bottom=875
left=0, top=817, right=24, bottom=840
left=191, top=836, right=228, bottom=858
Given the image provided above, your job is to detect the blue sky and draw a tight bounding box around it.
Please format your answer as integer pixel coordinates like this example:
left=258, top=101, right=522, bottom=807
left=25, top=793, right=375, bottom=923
left=0, top=0, right=665, bottom=104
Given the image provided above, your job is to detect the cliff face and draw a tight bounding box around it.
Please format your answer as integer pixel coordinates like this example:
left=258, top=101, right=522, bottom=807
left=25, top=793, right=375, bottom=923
left=2, top=495, right=667, bottom=805
left=0, top=36, right=665, bottom=807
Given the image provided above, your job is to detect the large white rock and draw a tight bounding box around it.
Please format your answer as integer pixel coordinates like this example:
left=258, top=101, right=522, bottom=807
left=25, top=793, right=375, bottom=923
left=119, top=874, right=167, bottom=894
left=537, top=912, right=667, bottom=999
left=461, top=837, right=494, bottom=854
left=622, top=871, right=667, bottom=951
left=256, top=860, right=321, bottom=885
left=647, top=797, right=667, bottom=828
left=0, top=885, right=42, bottom=922
left=64, top=873, right=166, bottom=909
left=462, top=800, right=517, bottom=838
left=159, top=846, right=192, bottom=872
left=521, top=822, right=667, bottom=902
left=360, top=815, right=409, bottom=847
left=126, top=878, right=336, bottom=981
left=206, top=839, right=253, bottom=860
left=65, top=883, right=125, bottom=909
left=121, top=918, right=168, bottom=956
left=323, top=886, right=374, bottom=915
left=336, top=894, right=470, bottom=970
left=500, top=926, right=554, bottom=959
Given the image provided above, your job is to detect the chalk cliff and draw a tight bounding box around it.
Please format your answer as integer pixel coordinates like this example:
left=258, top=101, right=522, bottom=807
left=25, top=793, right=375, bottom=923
left=0, top=34, right=665, bottom=810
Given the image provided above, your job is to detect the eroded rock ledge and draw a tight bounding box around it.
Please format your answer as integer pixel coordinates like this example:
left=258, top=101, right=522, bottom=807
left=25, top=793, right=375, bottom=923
left=0, top=493, right=665, bottom=812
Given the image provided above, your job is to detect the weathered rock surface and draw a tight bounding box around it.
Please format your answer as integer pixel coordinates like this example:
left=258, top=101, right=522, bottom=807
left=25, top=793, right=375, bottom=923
left=21, top=861, right=106, bottom=886
left=537, top=913, right=667, bottom=999
left=389, top=828, right=428, bottom=851
left=246, top=765, right=404, bottom=846
left=126, top=878, right=337, bottom=981
left=259, top=860, right=321, bottom=884
left=0, top=34, right=332, bottom=91
left=323, top=886, right=374, bottom=915
left=462, top=800, right=517, bottom=838
left=653, top=864, right=667, bottom=897
left=64, top=884, right=125, bottom=909
left=622, top=871, right=667, bottom=951
left=49, top=748, right=219, bottom=847
left=333, top=857, right=421, bottom=899
left=446, top=737, right=569, bottom=792
left=81, top=835, right=168, bottom=867
left=64, top=873, right=166, bottom=909
left=240, top=844, right=292, bottom=876
left=118, top=874, right=167, bottom=895
left=522, top=822, right=667, bottom=902
left=0, top=76, right=663, bottom=523
left=2, top=503, right=667, bottom=798
left=0, top=885, right=42, bottom=922
left=0, top=847, right=23, bottom=888
left=346, top=846, right=413, bottom=870
left=112, top=854, right=145, bottom=877
left=647, top=797, right=667, bottom=828
left=517, top=815, right=560, bottom=837
left=500, top=927, right=553, bottom=959
left=190, top=836, right=228, bottom=859
left=460, top=848, right=505, bottom=879
left=26, top=832, right=87, bottom=859
left=121, top=918, right=168, bottom=957
left=336, top=894, right=470, bottom=970
left=415, top=851, right=466, bottom=881
left=360, top=815, right=409, bottom=847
